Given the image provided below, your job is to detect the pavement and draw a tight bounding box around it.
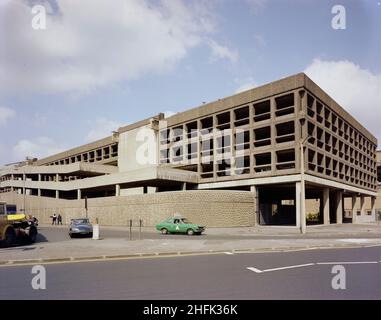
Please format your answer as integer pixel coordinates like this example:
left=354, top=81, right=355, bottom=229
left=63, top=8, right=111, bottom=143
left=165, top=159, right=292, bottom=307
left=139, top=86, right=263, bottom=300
left=1, top=223, right=381, bottom=265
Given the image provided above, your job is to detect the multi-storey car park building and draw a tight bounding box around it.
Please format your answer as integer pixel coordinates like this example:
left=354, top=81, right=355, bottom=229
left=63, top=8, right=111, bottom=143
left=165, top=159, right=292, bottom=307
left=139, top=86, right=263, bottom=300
left=0, top=73, right=379, bottom=228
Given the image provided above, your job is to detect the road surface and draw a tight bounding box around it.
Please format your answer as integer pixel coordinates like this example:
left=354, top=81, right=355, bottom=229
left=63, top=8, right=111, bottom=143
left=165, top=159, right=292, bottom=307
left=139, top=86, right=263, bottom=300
left=1, top=246, right=380, bottom=299
left=34, top=225, right=381, bottom=243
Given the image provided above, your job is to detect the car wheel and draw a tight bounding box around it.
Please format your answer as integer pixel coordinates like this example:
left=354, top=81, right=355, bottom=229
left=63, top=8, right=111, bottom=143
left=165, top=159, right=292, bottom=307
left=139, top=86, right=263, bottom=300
left=69, top=233, right=74, bottom=238
left=89, top=232, right=93, bottom=238
left=161, top=228, right=168, bottom=235
left=187, top=229, right=194, bottom=236
left=4, top=228, right=15, bottom=246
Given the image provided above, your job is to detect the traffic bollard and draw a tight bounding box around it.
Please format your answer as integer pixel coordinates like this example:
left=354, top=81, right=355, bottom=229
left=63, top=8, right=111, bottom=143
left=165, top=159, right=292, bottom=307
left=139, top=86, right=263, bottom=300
left=92, top=224, right=100, bottom=240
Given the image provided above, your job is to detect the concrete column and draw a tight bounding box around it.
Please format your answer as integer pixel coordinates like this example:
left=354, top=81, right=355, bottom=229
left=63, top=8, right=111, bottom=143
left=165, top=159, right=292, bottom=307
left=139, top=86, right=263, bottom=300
left=197, top=119, right=202, bottom=175
left=249, top=103, right=254, bottom=176
left=371, top=196, right=376, bottom=221
left=116, top=184, right=120, bottom=197
left=77, top=189, right=81, bottom=200
left=336, top=191, right=343, bottom=224
left=147, top=187, right=157, bottom=194
left=38, top=174, right=41, bottom=181
left=360, top=195, right=365, bottom=216
left=295, top=182, right=301, bottom=228
left=55, top=190, right=59, bottom=199
left=323, top=188, right=330, bottom=225
left=352, top=195, right=358, bottom=224
left=56, top=174, right=59, bottom=182
left=182, top=183, right=187, bottom=191
left=250, top=185, right=259, bottom=226
left=37, top=189, right=41, bottom=197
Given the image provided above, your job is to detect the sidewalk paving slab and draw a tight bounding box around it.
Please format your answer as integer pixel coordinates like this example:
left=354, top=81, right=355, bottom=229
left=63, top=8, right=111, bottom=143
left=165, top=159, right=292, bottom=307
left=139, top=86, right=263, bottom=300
left=1, top=223, right=380, bottom=265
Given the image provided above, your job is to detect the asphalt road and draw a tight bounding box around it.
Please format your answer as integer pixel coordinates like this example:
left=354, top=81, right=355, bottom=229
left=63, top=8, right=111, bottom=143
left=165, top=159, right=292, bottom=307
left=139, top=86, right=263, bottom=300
left=35, top=225, right=381, bottom=243
left=35, top=225, right=212, bottom=242
left=1, top=246, right=380, bottom=299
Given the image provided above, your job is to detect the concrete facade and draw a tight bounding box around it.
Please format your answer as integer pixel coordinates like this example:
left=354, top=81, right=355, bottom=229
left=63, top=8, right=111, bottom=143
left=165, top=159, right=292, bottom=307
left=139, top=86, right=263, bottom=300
left=0, top=191, right=255, bottom=227
left=0, top=73, right=378, bottom=228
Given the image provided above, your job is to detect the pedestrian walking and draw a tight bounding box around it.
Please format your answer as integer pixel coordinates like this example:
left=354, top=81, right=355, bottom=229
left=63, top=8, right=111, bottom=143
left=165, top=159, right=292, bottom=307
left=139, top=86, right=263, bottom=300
left=52, top=213, right=57, bottom=225
left=58, top=214, right=62, bottom=225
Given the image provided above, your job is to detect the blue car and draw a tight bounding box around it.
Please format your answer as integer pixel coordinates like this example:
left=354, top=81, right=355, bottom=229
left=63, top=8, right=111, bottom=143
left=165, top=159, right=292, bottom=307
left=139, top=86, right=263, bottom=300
left=69, top=218, right=93, bottom=238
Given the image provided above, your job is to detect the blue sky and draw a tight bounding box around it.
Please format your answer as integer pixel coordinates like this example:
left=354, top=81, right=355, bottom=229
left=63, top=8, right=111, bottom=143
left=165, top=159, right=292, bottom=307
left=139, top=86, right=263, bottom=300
left=0, top=0, right=380, bottom=165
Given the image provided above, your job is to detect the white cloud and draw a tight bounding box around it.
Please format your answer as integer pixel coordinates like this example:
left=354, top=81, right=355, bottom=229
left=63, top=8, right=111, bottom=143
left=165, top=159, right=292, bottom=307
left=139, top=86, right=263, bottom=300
left=0, top=143, right=6, bottom=167
left=85, top=117, right=122, bottom=142
left=12, top=137, right=67, bottom=161
left=207, top=39, right=239, bottom=63
left=0, top=0, right=214, bottom=95
left=234, top=77, right=258, bottom=93
left=164, top=110, right=177, bottom=118
left=254, top=34, right=267, bottom=47
left=304, top=59, right=381, bottom=147
left=0, top=106, right=16, bottom=126
left=245, top=0, right=268, bottom=13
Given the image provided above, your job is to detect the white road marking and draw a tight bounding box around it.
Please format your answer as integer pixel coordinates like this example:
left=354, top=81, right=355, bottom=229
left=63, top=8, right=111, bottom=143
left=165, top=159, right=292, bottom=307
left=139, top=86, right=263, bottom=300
left=317, top=261, right=379, bottom=265
left=262, top=263, right=315, bottom=273
left=247, top=263, right=314, bottom=273
left=246, top=267, right=264, bottom=273
left=224, top=252, right=234, bottom=255
left=246, top=261, right=380, bottom=274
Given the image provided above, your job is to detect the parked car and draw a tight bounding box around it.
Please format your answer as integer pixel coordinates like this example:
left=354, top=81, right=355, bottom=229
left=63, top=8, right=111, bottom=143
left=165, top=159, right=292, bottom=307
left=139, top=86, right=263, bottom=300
left=156, top=217, right=205, bottom=235
left=69, top=218, right=93, bottom=238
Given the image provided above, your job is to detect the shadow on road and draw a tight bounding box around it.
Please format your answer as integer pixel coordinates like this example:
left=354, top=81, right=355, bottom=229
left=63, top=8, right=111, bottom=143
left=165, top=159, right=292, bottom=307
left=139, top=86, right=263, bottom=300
left=0, top=228, right=48, bottom=250
left=35, top=231, right=48, bottom=243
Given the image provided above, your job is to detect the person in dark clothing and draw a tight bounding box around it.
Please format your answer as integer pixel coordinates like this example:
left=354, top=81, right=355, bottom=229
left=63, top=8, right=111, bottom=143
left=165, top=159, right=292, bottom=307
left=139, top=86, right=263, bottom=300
left=52, top=213, right=57, bottom=225
left=57, top=214, right=62, bottom=225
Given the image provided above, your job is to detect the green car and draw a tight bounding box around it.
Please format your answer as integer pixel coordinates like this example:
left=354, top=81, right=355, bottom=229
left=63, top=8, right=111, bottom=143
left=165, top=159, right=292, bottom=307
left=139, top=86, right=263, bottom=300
left=156, top=217, right=205, bottom=235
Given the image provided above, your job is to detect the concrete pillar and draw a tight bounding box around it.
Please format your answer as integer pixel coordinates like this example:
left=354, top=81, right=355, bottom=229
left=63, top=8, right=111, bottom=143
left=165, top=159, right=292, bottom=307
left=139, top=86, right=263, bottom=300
left=55, top=190, right=59, bottom=199
left=116, top=184, right=120, bottom=197
left=147, top=187, right=157, bottom=194
left=336, top=191, right=343, bottom=224
left=295, top=182, right=301, bottom=228
left=323, top=188, right=330, bottom=225
left=371, top=196, right=376, bottom=221
left=360, top=195, right=365, bottom=216
left=37, top=189, right=41, bottom=197
left=38, top=174, right=41, bottom=181
left=352, top=195, right=359, bottom=223
left=250, top=185, right=259, bottom=226
left=182, top=183, right=187, bottom=191
left=77, top=189, right=81, bottom=200
left=56, top=174, right=59, bottom=182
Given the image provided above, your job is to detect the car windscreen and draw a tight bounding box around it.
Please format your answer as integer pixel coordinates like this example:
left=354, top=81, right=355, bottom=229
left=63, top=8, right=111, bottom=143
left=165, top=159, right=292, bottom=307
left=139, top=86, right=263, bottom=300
left=72, top=219, right=89, bottom=224
left=181, top=218, right=191, bottom=224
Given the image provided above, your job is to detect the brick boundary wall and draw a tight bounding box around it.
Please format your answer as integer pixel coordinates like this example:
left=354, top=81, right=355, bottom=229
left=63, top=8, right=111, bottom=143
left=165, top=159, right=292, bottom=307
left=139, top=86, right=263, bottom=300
left=0, top=190, right=256, bottom=227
